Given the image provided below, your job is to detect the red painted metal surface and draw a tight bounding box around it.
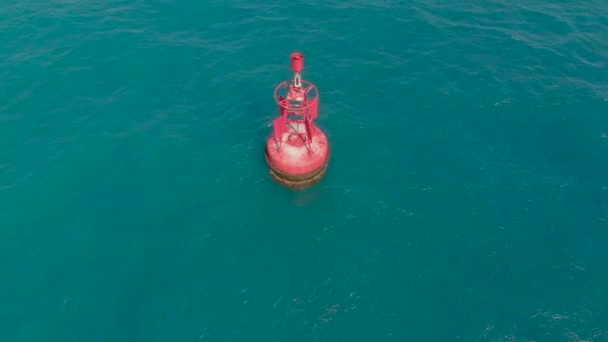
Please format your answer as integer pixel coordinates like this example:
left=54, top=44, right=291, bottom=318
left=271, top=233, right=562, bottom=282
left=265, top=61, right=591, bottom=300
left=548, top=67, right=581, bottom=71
left=265, top=125, right=329, bottom=175
left=266, top=52, right=330, bottom=177
left=291, top=52, right=304, bottom=73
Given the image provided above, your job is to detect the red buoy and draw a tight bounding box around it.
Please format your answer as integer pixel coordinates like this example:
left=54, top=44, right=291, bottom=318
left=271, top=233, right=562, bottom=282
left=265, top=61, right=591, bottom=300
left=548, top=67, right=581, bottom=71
left=265, top=52, right=330, bottom=189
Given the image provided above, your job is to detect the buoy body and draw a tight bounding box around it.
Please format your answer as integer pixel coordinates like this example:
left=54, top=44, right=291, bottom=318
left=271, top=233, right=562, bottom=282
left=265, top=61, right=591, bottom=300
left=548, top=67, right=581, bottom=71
left=265, top=53, right=330, bottom=189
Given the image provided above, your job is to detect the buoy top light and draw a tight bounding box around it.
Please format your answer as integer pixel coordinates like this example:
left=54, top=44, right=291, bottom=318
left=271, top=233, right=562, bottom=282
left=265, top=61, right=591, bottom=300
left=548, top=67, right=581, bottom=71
left=291, top=52, right=304, bottom=74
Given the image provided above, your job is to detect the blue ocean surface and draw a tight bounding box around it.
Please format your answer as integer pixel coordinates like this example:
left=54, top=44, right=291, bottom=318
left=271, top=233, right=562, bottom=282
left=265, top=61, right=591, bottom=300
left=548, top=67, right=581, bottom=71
left=1, top=1, right=608, bottom=341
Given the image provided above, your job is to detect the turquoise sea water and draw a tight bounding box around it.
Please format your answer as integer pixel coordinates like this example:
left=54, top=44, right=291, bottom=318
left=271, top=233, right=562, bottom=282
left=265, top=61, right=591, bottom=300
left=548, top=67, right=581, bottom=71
left=1, top=1, right=608, bottom=341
